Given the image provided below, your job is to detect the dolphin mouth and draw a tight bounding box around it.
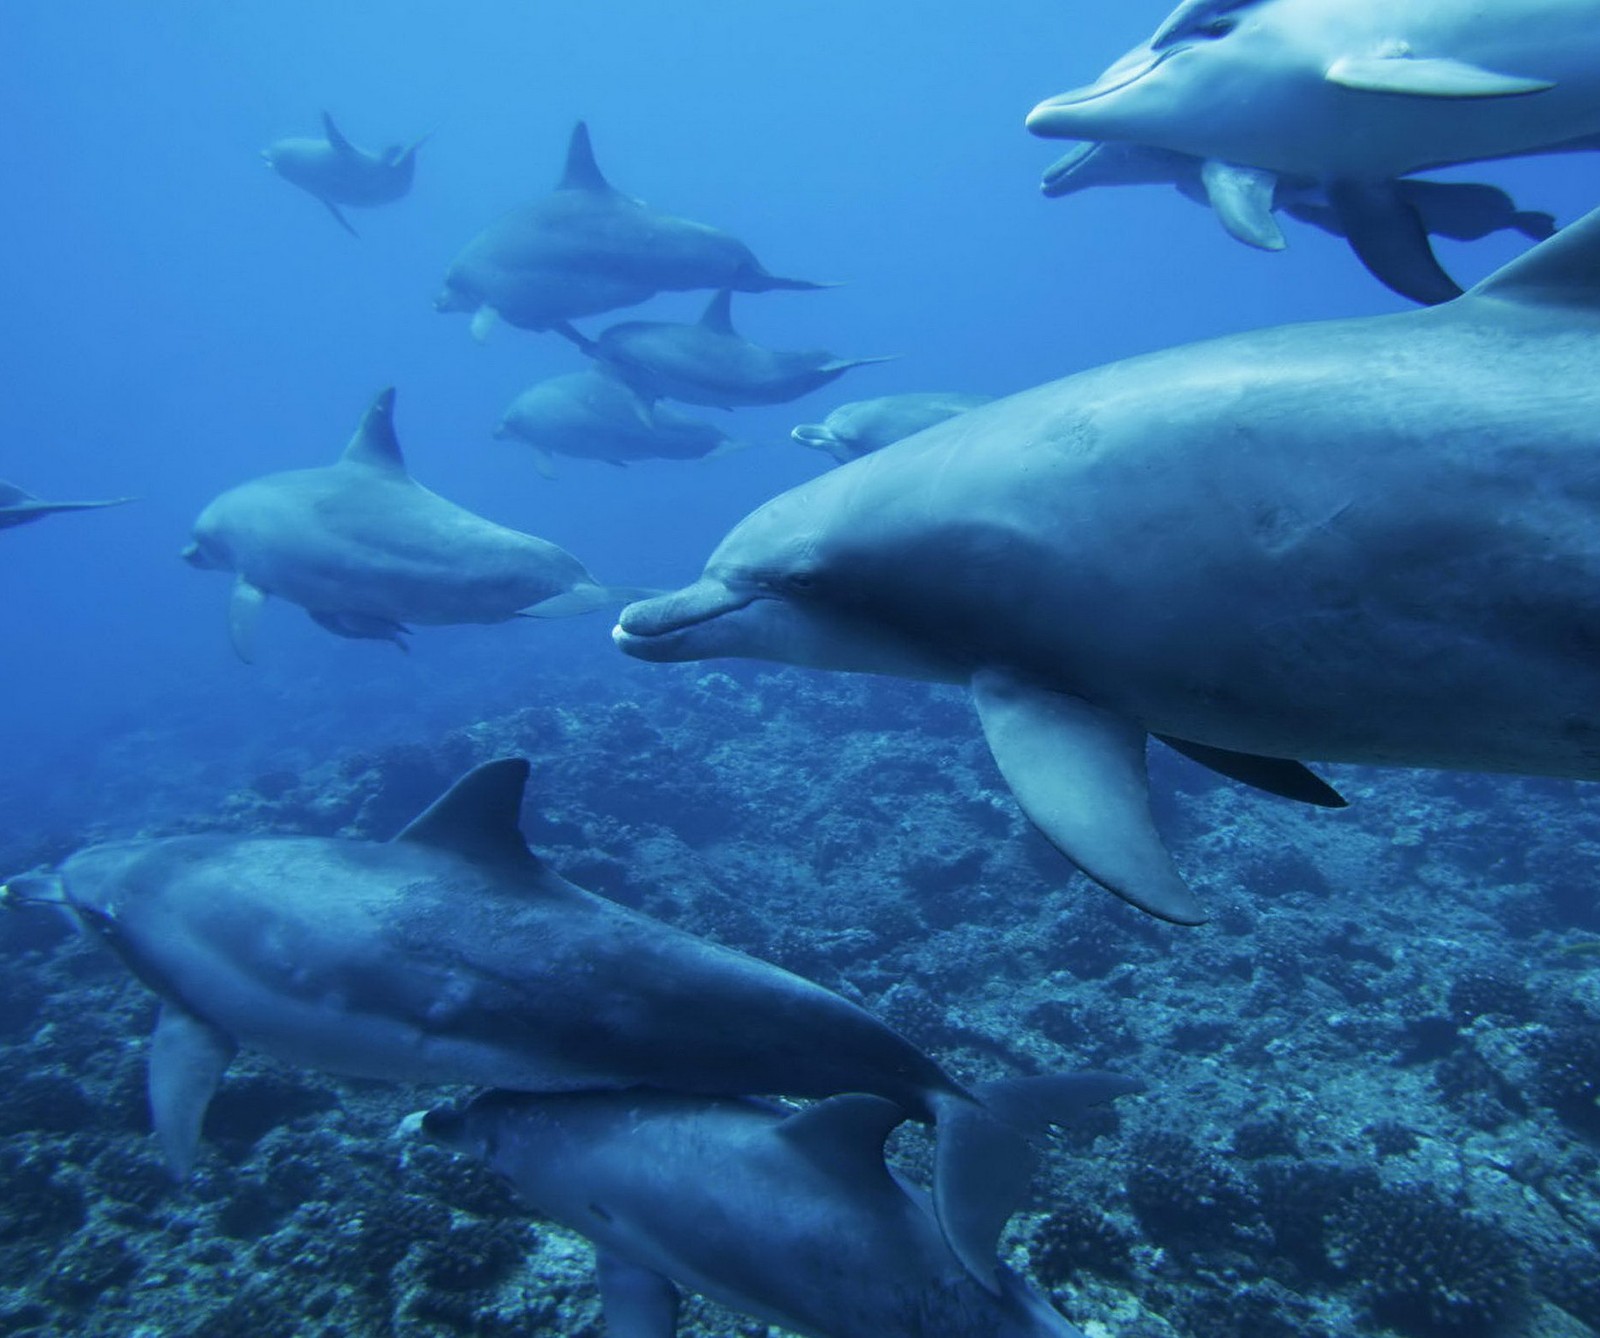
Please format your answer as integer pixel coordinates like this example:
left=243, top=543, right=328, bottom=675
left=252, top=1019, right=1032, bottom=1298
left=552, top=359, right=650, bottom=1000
left=613, top=579, right=756, bottom=661
left=1026, top=50, right=1173, bottom=135
left=1039, top=143, right=1108, bottom=196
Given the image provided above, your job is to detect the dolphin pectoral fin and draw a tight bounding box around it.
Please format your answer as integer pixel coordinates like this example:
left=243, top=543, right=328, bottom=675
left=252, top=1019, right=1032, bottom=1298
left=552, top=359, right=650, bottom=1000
left=149, top=1003, right=237, bottom=1181
left=320, top=198, right=359, bottom=237
left=469, top=306, right=499, bottom=343
left=971, top=670, right=1206, bottom=924
left=1200, top=160, right=1286, bottom=251
left=1325, top=55, right=1554, bottom=99
left=596, top=1252, right=679, bottom=1338
left=227, top=578, right=268, bottom=663
left=1155, top=736, right=1347, bottom=807
left=1511, top=210, right=1558, bottom=242
left=527, top=445, right=558, bottom=480
left=1327, top=179, right=1463, bottom=306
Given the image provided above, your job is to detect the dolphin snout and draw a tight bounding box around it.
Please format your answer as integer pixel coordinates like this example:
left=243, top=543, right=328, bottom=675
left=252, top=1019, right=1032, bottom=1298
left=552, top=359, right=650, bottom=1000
left=0, top=871, right=68, bottom=908
left=613, top=579, right=753, bottom=661
left=1026, top=50, right=1171, bottom=137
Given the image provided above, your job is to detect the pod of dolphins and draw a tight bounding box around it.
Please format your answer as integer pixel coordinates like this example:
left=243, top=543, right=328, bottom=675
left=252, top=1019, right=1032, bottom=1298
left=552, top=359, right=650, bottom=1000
left=8, top=1, right=1600, bottom=1333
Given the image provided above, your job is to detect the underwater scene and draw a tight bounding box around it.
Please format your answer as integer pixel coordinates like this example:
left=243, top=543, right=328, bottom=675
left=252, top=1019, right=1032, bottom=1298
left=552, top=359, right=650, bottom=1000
left=4, top=1, right=1600, bottom=1335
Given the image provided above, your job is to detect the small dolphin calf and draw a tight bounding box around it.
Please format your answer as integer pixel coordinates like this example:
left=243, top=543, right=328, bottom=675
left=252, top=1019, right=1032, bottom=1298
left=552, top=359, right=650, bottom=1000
left=437, top=123, right=825, bottom=340
left=793, top=392, right=994, bottom=465
left=1026, top=0, right=1600, bottom=302
left=0, top=758, right=1111, bottom=1281
left=422, top=1084, right=1138, bottom=1337
left=263, top=112, right=425, bottom=236
left=183, top=389, right=621, bottom=659
left=496, top=368, right=735, bottom=476
left=571, top=290, right=893, bottom=409
left=616, top=210, right=1600, bottom=926
left=0, top=480, right=132, bottom=531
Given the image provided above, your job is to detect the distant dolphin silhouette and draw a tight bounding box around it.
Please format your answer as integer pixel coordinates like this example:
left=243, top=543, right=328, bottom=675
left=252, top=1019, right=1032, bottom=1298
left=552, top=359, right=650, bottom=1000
left=0, top=481, right=132, bottom=531
left=1026, top=0, right=1600, bottom=303
left=421, top=1082, right=1140, bottom=1335
left=182, top=389, right=627, bottom=659
left=1, top=757, right=1128, bottom=1284
left=263, top=112, right=426, bottom=236
left=566, top=290, right=894, bottom=409
left=617, top=207, right=1600, bottom=925
left=435, top=122, right=828, bottom=340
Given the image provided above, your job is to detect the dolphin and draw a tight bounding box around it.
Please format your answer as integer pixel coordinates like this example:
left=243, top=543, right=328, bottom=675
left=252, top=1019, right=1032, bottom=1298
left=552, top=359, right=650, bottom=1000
left=182, top=389, right=625, bottom=660
left=615, top=208, right=1600, bottom=926
left=567, top=290, right=895, bottom=410
left=0, top=481, right=132, bottom=531
left=1025, top=0, right=1600, bottom=303
left=420, top=1083, right=1140, bottom=1337
left=0, top=758, right=1119, bottom=1283
left=436, top=122, right=827, bottom=340
left=495, top=367, right=737, bottom=477
left=792, top=392, right=994, bottom=465
left=262, top=112, right=426, bottom=237
left=1040, top=139, right=1556, bottom=266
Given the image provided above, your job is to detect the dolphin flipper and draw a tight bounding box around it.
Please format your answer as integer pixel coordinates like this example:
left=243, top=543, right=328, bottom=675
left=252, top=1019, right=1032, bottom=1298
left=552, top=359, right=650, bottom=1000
left=971, top=669, right=1205, bottom=924
left=470, top=305, right=499, bottom=343
left=1325, top=54, right=1554, bottom=99
left=149, top=1002, right=237, bottom=1181
left=228, top=577, right=268, bottom=663
left=596, top=1253, right=679, bottom=1338
left=1327, top=179, right=1463, bottom=305
left=1156, top=735, right=1347, bottom=807
left=321, top=197, right=359, bottom=237
left=1201, top=160, right=1286, bottom=251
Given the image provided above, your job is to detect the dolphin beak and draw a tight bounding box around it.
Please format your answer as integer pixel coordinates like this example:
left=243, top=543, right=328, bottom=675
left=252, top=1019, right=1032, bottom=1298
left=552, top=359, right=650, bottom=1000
left=0, top=872, right=68, bottom=909
left=613, top=579, right=755, bottom=662
left=1026, top=50, right=1170, bottom=137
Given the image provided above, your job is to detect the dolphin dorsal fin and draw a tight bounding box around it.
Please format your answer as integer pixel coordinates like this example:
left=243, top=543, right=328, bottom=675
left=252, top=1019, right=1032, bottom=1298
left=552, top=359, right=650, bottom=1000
left=340, top=388, right=408, bottom=473
left=559, top=122, right=613, bottom=193
left=1469, top=207, right=1600, bottom=310
left=700, top=289, right=736, bottom=334
left=775, top=1094, right=902, bottom=1186
left=322, top=111, right=355, bottom=155
left=0, top=480, right=36, bottom=506
left=394, top=758, right=537, bottom=865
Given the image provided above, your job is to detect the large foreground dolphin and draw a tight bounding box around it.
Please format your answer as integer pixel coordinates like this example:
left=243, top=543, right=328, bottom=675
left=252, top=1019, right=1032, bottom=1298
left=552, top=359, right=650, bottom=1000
left=263, top=112, right=425, bottom=236
left=569, top=290, right=894, bottom=409
left=793, top=392, right=994, bottom=465
left=421, top=1084, right=1139, bottom=1336
left=615, top=209, right=1600, bottom=926
left=436, top=123, right=826, bottom=339
left=1025, top=0, right=1600, bottom=302
left=496, top=367, right=735, bottom=476
left=0, top=759, right=1112, bottom=1282
left=183, top=389, right=622, bottom=659
left=0, top=481, right=132, bottom=531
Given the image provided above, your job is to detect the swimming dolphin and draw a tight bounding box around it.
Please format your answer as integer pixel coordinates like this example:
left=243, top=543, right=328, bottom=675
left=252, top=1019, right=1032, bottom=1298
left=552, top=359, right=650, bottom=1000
left=1040, top=139, right=1556, bottom=274
left=793, top=392, right=995, bottom=465
left=0, top=481, right=132, bottom=531
left=1025, top=0, right=1600, bottom=303
left=436, top=123, right=827, bottom=340
left=0, top=758, right=1113, bottom=1282
left=615, top=208, right=1600, bottom=926
left=420, top=1083, right=1139, bottom=1337
left=568, top=290, right=894, bottom=410
left=182, top=389, right=623, bottom=660
left=263, top=112, right=425, bottom=237
left=496, top=367, right=736, bottom=476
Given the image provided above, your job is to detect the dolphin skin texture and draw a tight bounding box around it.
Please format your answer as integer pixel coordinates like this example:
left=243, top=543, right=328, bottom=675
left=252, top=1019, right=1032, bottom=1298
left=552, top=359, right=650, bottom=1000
left=792, top=392, right=994, bottom=465
left=615, top=208, right=1600, bottom=927
left=436, top=122, right=825, bottom=338
left=1025, top=0, right=1600, bottom=303
left=182, top=388, right=621, bottom=659
left=421, top=1084, right=1141, bottom=1338
left=495, top=367, right=735, bottom=476
left=569, top=289, right=894, bottom=410
left=0, top=481, right=132, bottom=531
left=0, top=759, right=1125, bottom=1282
left=263, top=111, right=425, bottom=236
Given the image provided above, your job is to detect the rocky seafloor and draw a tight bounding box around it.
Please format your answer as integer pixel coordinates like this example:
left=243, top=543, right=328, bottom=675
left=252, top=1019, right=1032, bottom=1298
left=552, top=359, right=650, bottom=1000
left=1, top=665, right=1598, bottom=1338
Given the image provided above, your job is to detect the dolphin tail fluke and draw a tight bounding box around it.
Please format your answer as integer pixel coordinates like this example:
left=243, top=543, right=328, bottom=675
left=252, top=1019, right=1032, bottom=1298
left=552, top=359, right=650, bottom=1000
left=995, top=1267, right=1091, bottom=1338
left=521, top=583, right=664, bottom=619
left=596, top=1252, right=681, bottom=1338
left=971, top=669, right=1207, bottom=924
left=321, top=197, right=359, bottom=238
left=149, top=1003, right=237, bottom=1181
left=1326, top=179, right=1462, bottom=306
